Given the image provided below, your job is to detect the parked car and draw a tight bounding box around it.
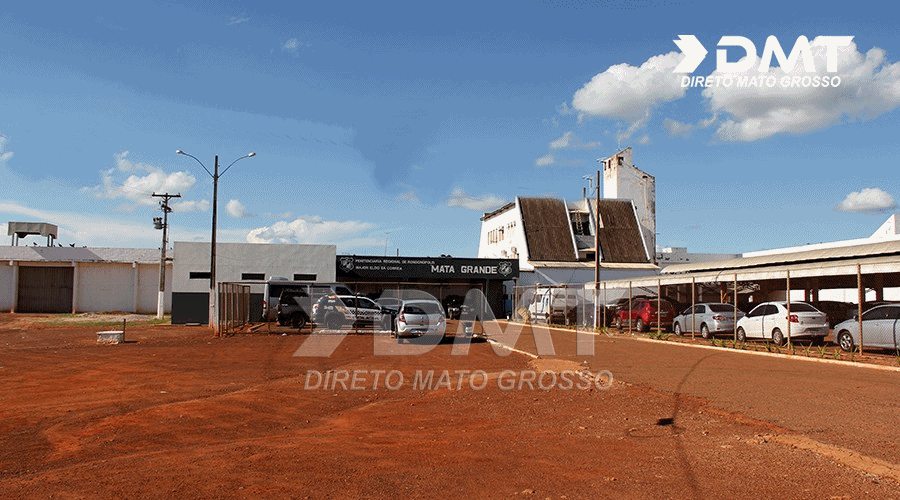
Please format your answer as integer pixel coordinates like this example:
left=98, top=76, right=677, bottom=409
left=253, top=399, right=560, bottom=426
left=601, top=295, right=654, bottom=326
left=442, top=295, right=470, bottom=320
left=312, top=295, right=392, bottom=331
left=263, top=281, right=355, bottom=323
left=735, top=301, right=828, bottom=345
left=672, top=303, right=745, bottom=339
left=812, top=300, right=855, bottom=328
left=276, top=289, right=312, bottom=329
left=375, top=297, right=403, bottom=315
left=833, top=304, right=900, bottom=352
left=615, top=297, right=675, bottom=332
left=395, top=299, right=447, bottom=339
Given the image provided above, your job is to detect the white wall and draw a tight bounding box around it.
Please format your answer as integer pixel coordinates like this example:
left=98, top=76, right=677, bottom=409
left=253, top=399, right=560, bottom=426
left=602, top=148, right=656, bottom=261
left=0, top=264, right=13, bottom=311
left=477, top=199, right=531, bottom=271
left=173, top=242, right=337, bottom=293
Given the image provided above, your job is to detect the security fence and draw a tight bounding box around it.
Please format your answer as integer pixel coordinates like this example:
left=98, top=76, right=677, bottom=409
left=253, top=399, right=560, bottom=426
left=513, top=283, right=594, bottom=328
left=217, top=282, right=251, bottom=336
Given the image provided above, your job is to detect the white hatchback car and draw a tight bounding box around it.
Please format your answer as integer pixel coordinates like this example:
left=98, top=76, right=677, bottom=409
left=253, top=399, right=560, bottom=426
left=395, top=299, right=446, bottom=338
left=735, top=301, right=829, bottom=345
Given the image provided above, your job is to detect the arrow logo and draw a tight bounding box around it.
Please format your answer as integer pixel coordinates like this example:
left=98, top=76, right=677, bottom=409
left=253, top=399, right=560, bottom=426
left=673, top=35, right=707, bottom=73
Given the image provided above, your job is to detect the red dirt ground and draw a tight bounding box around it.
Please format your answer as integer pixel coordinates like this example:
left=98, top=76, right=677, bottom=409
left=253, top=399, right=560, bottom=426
left=1, top=313, right=898, bottom=499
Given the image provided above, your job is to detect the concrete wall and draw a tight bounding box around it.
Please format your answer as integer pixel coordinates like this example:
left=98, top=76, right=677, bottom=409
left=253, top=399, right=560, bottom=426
left=76, top=262, right=134, bottom=312
left=0, top=264, right=13, bottom=311
left=602, top=148, right=656, bottom=262
left=73, top=262, right=171, bottom=313
left=172, top=242, right=337, bottom=293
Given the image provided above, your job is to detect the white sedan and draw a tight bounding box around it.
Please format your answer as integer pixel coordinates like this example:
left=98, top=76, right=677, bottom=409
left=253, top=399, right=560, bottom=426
left=735, top=302, right=829, bottom=345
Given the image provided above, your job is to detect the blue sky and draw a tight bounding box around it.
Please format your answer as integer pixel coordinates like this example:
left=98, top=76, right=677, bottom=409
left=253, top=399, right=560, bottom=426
left=2, top=0, right=900, bottom=257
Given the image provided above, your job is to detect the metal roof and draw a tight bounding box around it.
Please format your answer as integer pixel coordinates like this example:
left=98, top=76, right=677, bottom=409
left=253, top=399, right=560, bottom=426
left=660, top=239, right=900, bottom=275
left=0, top=246, right=161, bottom=264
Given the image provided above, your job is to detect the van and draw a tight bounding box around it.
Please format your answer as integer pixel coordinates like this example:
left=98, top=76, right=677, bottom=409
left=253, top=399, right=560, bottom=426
left=527, top=287, right=584, bottom=325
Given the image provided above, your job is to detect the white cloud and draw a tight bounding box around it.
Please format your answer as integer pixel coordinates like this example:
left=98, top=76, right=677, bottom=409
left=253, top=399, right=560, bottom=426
left=535, top=154, right=555, bottom=167
left=445, top=188, right=506, bottom=212
left=227, top=15, right=250, bottom=25
left=0, top=133, right=12, bottom=162
left=571, top=51, right=687, bottom=140
left=84, top=151, right=203, bottom=210
left=663, top=118, right=693, bottom=138
left=396, top=190, right=420, bottom=203
left=637, top=134, right=651, bottom=145
left=702, top=38, right=900, bottom=141
left=0, top=200, right=202, bottom=247
left=170, top=200, right=210, bottom=213
left=835, top=188, right=897, bottom=214
left=246, top=216, right=376, bottom=246
left=549, top=131, right=601, bottom=150
left=283, top=38, right=310, bottom=53
left=225, top=199, right=254, bottom=218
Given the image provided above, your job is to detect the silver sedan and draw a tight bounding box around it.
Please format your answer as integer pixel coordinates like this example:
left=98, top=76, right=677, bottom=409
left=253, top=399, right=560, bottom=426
left=833, top=304, right=900, bottom=352
left=672, top=303, right=745, bottom=339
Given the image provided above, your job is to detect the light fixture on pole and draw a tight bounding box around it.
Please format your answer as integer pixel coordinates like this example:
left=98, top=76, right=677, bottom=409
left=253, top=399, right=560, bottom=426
left=176, top=149, right=256, bottom=334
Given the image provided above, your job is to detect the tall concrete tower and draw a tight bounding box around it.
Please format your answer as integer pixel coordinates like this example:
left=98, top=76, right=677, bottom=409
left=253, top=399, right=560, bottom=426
left=600, top=147, right=656, bottom=262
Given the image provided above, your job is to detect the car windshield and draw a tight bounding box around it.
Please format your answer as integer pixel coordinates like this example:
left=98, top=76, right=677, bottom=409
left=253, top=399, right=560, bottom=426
left=404, top=302, right=443, bottom=315
left=708, top=304, right=734, bottom=313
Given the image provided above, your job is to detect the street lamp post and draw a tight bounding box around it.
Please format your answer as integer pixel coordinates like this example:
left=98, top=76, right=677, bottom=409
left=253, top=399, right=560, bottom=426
left=176, top=150, right=256, bottom=334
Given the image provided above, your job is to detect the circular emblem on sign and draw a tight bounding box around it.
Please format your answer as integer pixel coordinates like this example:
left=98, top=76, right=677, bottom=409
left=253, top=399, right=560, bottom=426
left=339, top=256, right=355, bottom=273
left=498, top=260, right=512, bottom=276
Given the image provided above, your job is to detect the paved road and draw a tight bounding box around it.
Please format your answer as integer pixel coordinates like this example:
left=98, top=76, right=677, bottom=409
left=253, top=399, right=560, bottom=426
left=495, top=322, right=900, bottom=466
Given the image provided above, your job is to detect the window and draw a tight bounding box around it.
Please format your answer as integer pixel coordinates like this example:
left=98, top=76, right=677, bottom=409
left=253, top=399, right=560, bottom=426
left=570, top=212, right=590, bottom=236
left=189, top=271, right=211, bottom=279
left=241, top=273, right=265, bottom=281
left=293, top=273, right=317, bottom=281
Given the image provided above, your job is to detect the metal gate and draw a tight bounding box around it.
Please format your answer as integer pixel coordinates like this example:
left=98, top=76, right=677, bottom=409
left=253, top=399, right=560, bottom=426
left=17, top=266, right=74, bottom=313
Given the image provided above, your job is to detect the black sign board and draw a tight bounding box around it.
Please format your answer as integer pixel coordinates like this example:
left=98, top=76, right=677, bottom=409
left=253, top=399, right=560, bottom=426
left=336, top=255, right=519, bottom=281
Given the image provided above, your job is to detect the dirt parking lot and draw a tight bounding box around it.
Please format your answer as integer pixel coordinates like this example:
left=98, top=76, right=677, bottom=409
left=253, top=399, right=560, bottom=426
left=1, top=314, right=898, bottom=499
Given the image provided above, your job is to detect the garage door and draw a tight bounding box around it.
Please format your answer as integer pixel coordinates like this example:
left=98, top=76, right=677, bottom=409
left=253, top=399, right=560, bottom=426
left=17, top=266, right=74, bottom=313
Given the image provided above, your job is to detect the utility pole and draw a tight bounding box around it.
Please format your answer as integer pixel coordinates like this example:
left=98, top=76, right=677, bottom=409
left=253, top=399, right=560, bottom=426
left=153, top=192, right=181, bottom=319
left=594, top=165, right=602, bottom=329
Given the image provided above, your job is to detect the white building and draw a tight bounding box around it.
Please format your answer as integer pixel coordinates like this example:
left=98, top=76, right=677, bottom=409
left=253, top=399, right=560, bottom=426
left=602, top=147, right=656, bottom=260
left=171, top=241, right=336, bottom=324
left=0, top=245, right=172, bottom=314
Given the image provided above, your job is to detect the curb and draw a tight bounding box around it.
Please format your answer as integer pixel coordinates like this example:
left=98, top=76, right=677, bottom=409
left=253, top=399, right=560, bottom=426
left=498, top=320, right=900, bottom=373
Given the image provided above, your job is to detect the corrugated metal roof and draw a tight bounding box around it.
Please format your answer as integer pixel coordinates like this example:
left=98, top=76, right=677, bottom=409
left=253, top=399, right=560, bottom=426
left=519, top=197, right=577, bottom=262
left=594, top=199, right=650, bottom=264
left=0, top=246, right=161, bottom=263
left=661, top=239, right=900, bottom=275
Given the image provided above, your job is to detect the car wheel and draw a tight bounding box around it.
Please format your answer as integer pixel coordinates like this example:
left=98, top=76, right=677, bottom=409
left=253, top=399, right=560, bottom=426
left=673, top=322, right=682, bottom=336
left=700, top=324, right=711, bottom=339
left=277, top=316, right=288, bottom=327
left=325, top=312, right=344, bottom=331
left=615, top=316, right=623, bottom=329
left=291, top=312, right=308, bottom=330
left=635, top=318, right=646, bottom=332
left=837, top=331, right=854, bottom=352
left=736, top=327, right=746, bottom=342
left=772, top=328, right=785, bottom=346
